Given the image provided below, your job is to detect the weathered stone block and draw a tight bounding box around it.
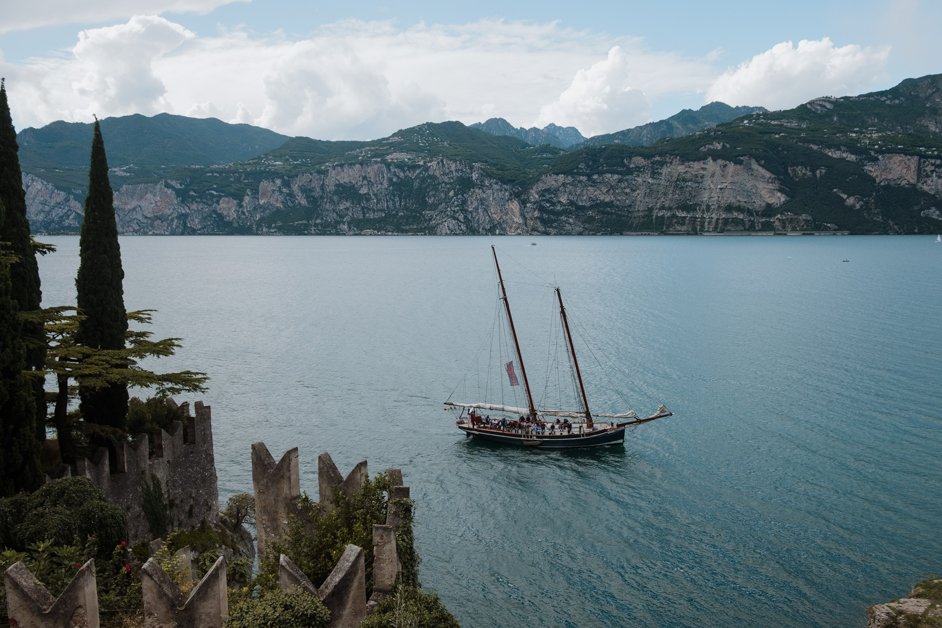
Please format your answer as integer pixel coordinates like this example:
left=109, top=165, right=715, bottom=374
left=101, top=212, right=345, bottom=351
left=385, top=468, right=403, bottom=487
left=141, top=555, right=227, bottom=628
left=389, top=485, right=410, bottom=500
left=251, top=442, right=300, bottom=559
left=4, top=559, right=99, bottom=628
left=277, top=554, right=318, bottom=597
left=318, top=545, right=366, bottom=628
left=371, top=525, right=399, bottom=595
left=318, top=453, right=367, bottom=511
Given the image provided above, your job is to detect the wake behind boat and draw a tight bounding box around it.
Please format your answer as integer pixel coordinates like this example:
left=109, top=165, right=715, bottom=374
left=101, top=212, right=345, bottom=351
left=444, top=246, right=672, bottom=449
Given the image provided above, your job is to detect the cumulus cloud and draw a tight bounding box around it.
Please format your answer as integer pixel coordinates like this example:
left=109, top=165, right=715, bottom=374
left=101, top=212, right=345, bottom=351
left=71, top=16, right=194, bottom=117
left=537, top=46, right=650, bottom=137
left=536, top=44, right=716, bottom=137
left=3, top=17, right=625, bottom=138
left=1, top=16, right=726, bottom=139
left=0, top=0, right=242, bottom=34
left=706, top=37, right=891, bottom=110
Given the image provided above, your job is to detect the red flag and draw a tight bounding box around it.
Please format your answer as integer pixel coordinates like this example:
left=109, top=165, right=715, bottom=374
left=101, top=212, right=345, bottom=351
left=505, top=361, right=519, bottom=386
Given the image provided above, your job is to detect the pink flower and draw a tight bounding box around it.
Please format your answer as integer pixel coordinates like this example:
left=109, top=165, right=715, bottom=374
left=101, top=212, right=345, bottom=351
left=120, top=540, right=128, bottom=548
left=122, top=562, right=132, bottom=574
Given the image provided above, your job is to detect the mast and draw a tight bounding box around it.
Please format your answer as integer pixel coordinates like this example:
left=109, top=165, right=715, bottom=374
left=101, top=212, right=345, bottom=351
left=492, top=246, right=538, bottom=421
left=556, top=287, right=593, bottom=429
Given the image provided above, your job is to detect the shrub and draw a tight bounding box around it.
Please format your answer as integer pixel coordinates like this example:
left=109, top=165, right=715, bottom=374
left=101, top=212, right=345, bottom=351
left=0, top=477, right=126, bottom=557
left=222, top=492, right=255, bottom=530
left=127, top=395, right=185, bottom=436
left=142, top=473, right=171, bottom=538
left=226, top=586, right=330, bottom=628
left=266, top=474, right=390, bottom=593
left=359, top=585, right=459, bottom=628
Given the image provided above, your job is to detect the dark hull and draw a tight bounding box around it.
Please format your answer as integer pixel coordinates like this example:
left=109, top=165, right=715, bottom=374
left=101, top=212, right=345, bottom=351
left=458, top=425, right=626, bottom=448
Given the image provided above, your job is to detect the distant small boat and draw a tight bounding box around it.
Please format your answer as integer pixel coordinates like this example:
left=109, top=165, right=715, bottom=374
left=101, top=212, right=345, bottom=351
left=937, top=234, right=941, bottom=243
left=531, top=242, right=537, bottom=246
left=842, top=259, right=850, bottom=262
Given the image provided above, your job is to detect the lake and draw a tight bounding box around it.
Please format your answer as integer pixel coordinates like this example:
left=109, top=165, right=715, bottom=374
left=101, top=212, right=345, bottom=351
left=37, top=235, right=942, bottom=627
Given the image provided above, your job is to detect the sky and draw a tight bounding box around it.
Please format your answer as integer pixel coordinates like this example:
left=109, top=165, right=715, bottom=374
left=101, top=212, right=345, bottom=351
left=1, top=0, right=940, bottom=140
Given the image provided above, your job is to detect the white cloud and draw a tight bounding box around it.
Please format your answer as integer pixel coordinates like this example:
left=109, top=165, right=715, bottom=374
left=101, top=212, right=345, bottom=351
left=13, top=16, right=877, bottom=141
left=535, top=44, right=716, bottom=137
left=0, top=0, right=243, bottom=34
left=536, top=46, right=650, bottom=137
left=71, top=16, right=194, bottom=118
left=3, top=17, right=629, bottom=138
left=706, top=37, right=891, bottom=110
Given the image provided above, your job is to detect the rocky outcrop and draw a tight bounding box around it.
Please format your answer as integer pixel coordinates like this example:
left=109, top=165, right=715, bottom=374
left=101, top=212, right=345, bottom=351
left=23, top=174, right=83, bottom=233
left=868, top=578, right=942, bottom=627
left=865, top=154, right=942, bottom=196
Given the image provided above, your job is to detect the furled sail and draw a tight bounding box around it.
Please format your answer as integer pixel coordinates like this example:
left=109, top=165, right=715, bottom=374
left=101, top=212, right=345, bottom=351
left=595, top=410, right=641, bottom=419
left=444, top=401, right=532, bottom=415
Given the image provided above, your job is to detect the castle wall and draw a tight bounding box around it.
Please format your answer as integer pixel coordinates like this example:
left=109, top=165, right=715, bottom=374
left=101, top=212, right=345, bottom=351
left=76, top=400, right=219, bottom=543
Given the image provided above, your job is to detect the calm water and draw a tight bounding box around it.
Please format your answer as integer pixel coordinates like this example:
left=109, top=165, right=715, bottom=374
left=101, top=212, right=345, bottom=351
left=37, top=235, right=942, bottom=627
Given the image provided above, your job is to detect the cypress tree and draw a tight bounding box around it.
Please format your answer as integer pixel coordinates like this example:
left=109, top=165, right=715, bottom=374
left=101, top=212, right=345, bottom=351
left=76, top=118, right=129, bottom=432
left=0, top=78, right=46, bottom=441
left=0, top=197, right=42, bottom=496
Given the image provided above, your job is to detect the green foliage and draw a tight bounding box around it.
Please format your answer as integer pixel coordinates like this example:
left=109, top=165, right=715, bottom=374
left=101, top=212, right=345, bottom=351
left=76, top=119, right=129, bottom=432
left=97, top=540, right=144, bottom=625
left=390, top=498, right=419, bottom=589
left=227, top=557, right=253, bottom=589
left=17, top=113, right=290, bottom=194
left=0, top=540, right=92, bottom=622
left=0, top=241, right=42, bottom=495
left=222, top=492, right=256, bottom=530
left=127, top=395, right=187, bottom=436
left=226, top=586, right=331, bottom=628
left=0, top=83, right=45, bottom=494
left=164, top=526, right=227, bottom=555
left=266, top=474, right=390, bottom=593
left=40, top=306, right=207, bottom=463
left=0, top=477, right=127, bottom=557
left=359, top=585, right=460, bottom=628
left=0, top=539, right=144, bottom=626
left=151, top=542, right=196, bottom=595
left=142, top=474, right=171, bottom=539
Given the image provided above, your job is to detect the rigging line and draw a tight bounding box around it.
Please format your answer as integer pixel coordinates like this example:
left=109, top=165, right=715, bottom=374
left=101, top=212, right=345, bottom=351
left=537, top=288, right=558, bottom=409
left=446, top=291, right=504, bottom=402
left=490, top=247, right=555, bottom=290
left=491, top=275, right=502, bottom=407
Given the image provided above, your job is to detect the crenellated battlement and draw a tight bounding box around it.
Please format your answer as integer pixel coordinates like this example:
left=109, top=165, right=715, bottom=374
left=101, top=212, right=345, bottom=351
left=252, top=443, right=412, bottom=618
left=75, top=399, right=219, bottom=542
left=5, top=438, right=415, bottom=628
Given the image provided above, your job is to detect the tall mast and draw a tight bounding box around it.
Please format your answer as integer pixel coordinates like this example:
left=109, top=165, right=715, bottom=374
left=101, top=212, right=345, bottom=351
left=556, top=287, right=593, bottom=429
left=492, top=246, right=538, bottom=421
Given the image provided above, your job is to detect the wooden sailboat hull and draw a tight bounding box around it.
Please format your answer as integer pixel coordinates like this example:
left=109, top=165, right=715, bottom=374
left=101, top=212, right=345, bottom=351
left=458, top=424, right=628, bottom=448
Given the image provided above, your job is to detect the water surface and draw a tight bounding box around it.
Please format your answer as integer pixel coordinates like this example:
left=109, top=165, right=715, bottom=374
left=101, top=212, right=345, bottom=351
left=37, top=235, right=942, bottom=626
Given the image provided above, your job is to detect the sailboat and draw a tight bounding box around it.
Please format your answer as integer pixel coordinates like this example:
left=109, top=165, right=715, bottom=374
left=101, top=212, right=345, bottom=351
left=444, top=246, right=672, bottom=449
left=936, top=234, right=941, bottom=243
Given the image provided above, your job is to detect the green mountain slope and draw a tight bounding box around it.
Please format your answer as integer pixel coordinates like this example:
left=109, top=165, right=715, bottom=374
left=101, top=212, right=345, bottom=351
left=20, top=74, right=942, bottom=235
left=17, top=113, right=289, bottom=190
left=583, top=102, right=767, bottom=147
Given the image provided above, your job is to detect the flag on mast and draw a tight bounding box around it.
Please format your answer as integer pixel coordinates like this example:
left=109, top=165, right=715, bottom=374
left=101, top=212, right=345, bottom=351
left=505, top=361, right=519, bottom=386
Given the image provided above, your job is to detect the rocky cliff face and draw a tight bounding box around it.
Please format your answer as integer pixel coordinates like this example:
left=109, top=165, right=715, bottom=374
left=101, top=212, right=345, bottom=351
left=868, top=578, right=942, bottom=627
left=23, top=174, right=83, bottom=232
left=24, top=147, right=942, bottom=235
left=22, top=74, right=942, bottom=235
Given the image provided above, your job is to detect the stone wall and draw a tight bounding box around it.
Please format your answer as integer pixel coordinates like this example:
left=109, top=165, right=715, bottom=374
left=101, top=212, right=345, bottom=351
left=75, top=400, right=219, bottom=542
left=251, top=443, right=412, bottom=616
left=5, top=440, right=414, bottom=627
left=4, top=559, right=99, bottom=628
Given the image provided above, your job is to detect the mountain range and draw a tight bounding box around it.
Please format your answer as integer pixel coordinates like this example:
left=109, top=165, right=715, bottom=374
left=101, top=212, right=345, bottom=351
left=20, top=74, right=942, bottom=235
